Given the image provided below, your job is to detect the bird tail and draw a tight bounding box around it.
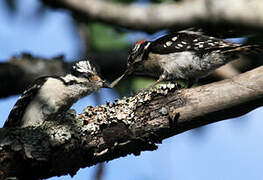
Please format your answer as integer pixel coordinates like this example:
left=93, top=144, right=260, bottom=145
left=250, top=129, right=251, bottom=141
left=222, top=44, right=263, bottom=56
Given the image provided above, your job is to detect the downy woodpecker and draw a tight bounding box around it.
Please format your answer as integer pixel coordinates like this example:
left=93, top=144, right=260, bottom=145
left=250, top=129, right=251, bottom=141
left=110, top=30, right=263, bottom=88
left=4, top=60, right=108, bottom=128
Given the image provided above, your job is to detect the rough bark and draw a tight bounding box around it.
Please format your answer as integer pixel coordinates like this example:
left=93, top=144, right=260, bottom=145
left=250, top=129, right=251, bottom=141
left=0, top=66, right=262, bottom=179
left=42, top=0, right=263, bottom=33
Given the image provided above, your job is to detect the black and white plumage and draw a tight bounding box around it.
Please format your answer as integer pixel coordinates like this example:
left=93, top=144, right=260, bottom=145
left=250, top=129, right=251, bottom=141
left=110, top=30, right=263, bottom=88
left=4, top=60, right=108, bottom=128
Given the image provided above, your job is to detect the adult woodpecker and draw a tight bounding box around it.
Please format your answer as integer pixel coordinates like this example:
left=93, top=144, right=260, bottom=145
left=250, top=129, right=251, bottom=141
left=110, top=30, right=263, bottom=88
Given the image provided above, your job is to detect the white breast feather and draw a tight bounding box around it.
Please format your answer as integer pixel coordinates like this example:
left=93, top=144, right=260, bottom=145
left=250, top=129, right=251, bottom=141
left=21, top=78, right=68, bottom=127
left=160, top=51, right=201, bottom=79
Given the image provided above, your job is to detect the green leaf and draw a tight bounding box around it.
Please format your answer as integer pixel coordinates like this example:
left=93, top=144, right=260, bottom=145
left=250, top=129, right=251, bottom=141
left=150, top=0, right=175, bottom=3
left=110, top=0, right=135, bottom=3
left=132, top=77, right=155, bottom=92
left=113, top=77, right=133, bottom=96
left=89, top=23, right=129, bottom=51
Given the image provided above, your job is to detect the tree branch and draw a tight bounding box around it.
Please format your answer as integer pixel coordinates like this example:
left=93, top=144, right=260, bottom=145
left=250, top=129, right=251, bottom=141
left=1, top=66, right=262, bottom=179
left=41, top=0, right=263, bottom=32
left=0, top=54, right=69, bottom=98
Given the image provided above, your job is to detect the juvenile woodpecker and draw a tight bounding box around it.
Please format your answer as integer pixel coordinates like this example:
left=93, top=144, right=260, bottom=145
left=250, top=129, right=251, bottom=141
left=110, top=30, right=263, bottom=88
left=4, top=60, right=108, bottom=128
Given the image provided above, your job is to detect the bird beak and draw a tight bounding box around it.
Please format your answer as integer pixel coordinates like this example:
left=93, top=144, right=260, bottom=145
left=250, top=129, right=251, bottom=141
left=109, top=67, right=131, bottom=88
left=109, top=73, right=125, bottom=88
left=102, top=81, right=110, bottom=88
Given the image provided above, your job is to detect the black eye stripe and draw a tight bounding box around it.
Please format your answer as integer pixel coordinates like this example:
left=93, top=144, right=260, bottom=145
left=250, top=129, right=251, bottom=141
left=71, top=69, right=93, bottom=78
left=127, top=41, right=149, bottom=65
left=81, top=72, right=92, bottom=78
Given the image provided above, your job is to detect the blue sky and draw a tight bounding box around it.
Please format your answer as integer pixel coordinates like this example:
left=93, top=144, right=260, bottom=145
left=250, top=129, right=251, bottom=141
left=1, top=0, right=263, bottom=179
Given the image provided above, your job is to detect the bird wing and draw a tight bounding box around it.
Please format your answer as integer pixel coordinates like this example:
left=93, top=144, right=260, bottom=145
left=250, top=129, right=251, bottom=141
left=4, top=76, right=49, bottom=127
left=148, top=32, right=241, bottom=55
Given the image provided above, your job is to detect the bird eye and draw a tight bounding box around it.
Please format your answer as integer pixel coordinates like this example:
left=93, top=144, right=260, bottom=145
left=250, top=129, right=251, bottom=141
left=128, top=48, right=133, bottom=54
left=82, top=72, right=92, bottom=78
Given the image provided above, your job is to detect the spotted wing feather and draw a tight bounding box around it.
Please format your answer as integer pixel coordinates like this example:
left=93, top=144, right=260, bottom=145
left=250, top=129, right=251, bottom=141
left=148, top=32, right=241, bottom=54
left=4, top=77, right=49, bottom=127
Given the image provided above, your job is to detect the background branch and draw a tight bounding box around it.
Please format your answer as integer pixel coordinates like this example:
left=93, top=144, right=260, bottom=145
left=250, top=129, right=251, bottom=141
left=42, top=0, right=263, bottom=33
left=0, top=54, right=68, bottom=98
left=1, top=66, right=262, bottom=179
left=0, top=52, right=127, bottom=98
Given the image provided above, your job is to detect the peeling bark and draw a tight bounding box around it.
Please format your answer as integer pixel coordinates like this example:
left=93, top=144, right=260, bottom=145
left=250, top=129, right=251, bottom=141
left=0, top=66, right=262, bottom=179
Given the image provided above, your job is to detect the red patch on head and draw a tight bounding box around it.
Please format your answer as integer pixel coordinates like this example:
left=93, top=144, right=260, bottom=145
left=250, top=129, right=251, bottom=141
left=136, top=40, right=146, bottom=45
